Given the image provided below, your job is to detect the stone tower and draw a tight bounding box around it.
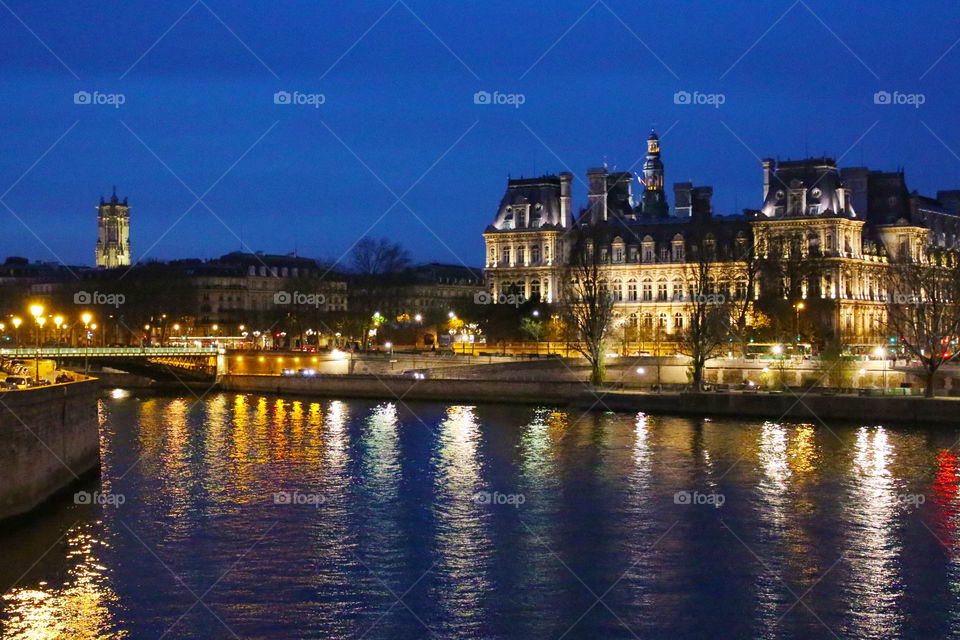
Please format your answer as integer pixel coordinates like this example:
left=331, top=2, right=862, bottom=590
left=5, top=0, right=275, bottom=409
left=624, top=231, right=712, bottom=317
left=641, top=130, right=668, bottom=217
left=95, top=187, right=130, bottom=268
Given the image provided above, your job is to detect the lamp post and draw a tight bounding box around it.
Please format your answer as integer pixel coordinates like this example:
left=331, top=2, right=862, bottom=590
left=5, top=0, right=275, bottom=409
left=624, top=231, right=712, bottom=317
left=82, top=313, right=92, bottom=375
left=30, top=305, right=43, bottom=383
left=874, top=346, right=888, bottom=393
left=12, top=316, right=21, bottom=350
left=794, top=302, right=805, bottom=345
left=54, top=316, right=63, bottom=371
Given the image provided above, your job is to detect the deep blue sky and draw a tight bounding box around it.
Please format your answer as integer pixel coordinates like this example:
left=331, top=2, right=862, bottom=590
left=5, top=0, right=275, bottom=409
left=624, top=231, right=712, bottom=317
left=1, top=0, right=959, bottom=270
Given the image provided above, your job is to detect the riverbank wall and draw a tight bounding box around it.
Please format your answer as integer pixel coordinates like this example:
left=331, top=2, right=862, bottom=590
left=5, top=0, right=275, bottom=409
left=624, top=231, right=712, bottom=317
left=220, top=374, right=960, bottom=427
left=0, top=380, right=101, bottom=523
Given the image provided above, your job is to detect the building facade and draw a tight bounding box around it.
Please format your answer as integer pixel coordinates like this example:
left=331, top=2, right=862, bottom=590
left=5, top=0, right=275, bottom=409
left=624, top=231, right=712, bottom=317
left=482, top=132, right=957, bottom=343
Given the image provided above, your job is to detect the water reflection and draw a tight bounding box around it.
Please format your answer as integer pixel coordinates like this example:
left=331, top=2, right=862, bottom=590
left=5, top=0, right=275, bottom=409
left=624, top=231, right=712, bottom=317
left=2, top=524, right=124, bottom=639
left=843, top=426, right=904, bottom=639
left=6, top=394, right=960, bottom=639
left=431, top=406, right=491, bottom=636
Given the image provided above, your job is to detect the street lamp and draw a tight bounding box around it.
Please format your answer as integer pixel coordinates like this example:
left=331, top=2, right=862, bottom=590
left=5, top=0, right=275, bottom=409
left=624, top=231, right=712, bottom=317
left=12, top=316, right=21, bottom=349
left=54, top=316, right=63, bottom=370
left=794, top=302, right=805, bottom=343
left=81, top=313, right=92, bottom=374
left=30, top=306, right=43, bottom=383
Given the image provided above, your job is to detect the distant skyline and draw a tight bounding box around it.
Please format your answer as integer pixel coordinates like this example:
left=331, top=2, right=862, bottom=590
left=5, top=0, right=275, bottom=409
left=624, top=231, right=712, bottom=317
left=2, top=0, right=959, bottom=270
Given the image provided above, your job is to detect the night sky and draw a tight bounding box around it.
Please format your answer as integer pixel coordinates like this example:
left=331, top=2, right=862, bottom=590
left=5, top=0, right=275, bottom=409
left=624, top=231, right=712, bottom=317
left=1, top=0, right=959, bottom=270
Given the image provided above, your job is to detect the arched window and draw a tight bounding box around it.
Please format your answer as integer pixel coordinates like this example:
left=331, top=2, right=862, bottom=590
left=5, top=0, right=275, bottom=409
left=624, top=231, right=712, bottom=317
left=674, top=312, right=684, bottom=331
left=530, top=279, right=541, bottom=300
left=657, top=278, right=668, bottom=301
left=627, top=279, right=638, bottom=301
left=672, top=279, right=684, bottom=302
left=613, top=279, right=623, bottom=302
left=642, top=279, right=653, bottom=302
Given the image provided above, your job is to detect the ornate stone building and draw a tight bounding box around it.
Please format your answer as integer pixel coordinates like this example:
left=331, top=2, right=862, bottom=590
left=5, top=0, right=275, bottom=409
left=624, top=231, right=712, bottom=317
left=482, top=132, right=960, bottom=343
left=95, top=188, right=130, bottom=268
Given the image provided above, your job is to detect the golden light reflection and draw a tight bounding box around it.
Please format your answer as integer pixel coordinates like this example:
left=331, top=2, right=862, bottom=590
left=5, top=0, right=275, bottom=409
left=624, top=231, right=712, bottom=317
left=1, top=527, right=125, bottom=639
left=519, top=408, right=568, bottom=477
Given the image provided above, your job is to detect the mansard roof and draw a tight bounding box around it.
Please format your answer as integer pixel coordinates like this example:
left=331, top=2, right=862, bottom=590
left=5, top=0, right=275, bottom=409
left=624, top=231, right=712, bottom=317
left=574, top=214, right=751, bottom=247
left=490, top=174, right=569, bottom=231
left=761, top=157, right=852, bottom=218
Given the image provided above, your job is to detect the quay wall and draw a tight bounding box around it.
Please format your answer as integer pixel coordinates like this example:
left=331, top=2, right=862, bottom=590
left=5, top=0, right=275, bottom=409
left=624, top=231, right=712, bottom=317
left=0, top=380, right=100, bottom=522
left=221, top=374, right=960, bottom=427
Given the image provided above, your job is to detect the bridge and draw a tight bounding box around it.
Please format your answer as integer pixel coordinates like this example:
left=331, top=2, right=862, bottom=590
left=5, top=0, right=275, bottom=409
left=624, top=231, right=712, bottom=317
left=0, top=346, right=223, bottom=380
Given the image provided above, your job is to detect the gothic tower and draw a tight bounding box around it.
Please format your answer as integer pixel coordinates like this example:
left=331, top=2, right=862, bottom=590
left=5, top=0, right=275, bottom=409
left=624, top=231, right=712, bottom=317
left=95, top=187, right=130, bottom=268
left=641, top=130, right=668, bottom=217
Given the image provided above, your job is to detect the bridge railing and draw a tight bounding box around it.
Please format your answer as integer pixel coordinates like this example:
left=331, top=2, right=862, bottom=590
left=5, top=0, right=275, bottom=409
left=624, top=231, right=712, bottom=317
left=0, top=347, right=220, bottom=358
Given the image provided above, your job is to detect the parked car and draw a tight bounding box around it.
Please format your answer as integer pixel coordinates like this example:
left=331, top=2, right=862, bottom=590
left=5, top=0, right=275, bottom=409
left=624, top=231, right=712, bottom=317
left=4, top=376, right=33, bottom=389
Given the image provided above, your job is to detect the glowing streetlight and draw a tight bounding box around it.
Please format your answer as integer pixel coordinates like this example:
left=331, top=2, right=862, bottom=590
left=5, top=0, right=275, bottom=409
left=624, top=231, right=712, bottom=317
left=81, top=314, right=93, bottom=374
left=414, top=314, right=422, bottom=322
left=31, top=307, right=45, bottom=383
left=53, top=316, right=63, bottom=370
left=794, top=302, right=805, bottom=342
left=772, top=344, right=783, bottom=355
left=11, top=316, right=21, bottom=348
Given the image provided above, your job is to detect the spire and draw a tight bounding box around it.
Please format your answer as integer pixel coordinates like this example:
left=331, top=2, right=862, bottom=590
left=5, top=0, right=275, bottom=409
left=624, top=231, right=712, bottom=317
left=111, top=185, right=118, bottom=203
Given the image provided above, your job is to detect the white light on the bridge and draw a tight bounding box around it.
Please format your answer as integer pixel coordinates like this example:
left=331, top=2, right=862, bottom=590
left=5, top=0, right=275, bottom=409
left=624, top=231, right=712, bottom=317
left=111, top=388, right=129, bottom=399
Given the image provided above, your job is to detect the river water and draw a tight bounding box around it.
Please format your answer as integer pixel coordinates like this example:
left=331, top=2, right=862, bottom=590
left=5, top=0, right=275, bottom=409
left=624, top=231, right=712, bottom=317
left=2, top=391, right=960, bottom=639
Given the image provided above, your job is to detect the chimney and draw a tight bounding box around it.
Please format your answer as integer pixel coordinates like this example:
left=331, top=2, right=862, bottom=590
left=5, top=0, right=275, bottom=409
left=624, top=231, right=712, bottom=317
left=692, top=186, right=713, bottom=219
left=587, top=168, right=608, bottom=223
left=762, top=159, right=775, bottom=201
left=559, top=172, right=572, bottom=227
left=673, top=182, right=692, bottom=217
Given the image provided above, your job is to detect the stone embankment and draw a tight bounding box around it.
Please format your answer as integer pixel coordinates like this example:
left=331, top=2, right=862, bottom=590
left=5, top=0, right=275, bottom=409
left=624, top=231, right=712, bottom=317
left=220, top=374, right=960, bottom=426
left=0, top=380, right=100, bottom=523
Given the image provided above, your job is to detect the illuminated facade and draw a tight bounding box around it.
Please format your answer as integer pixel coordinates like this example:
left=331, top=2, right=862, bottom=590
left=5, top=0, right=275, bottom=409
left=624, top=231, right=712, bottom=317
left=95, top=188, right=130, bottom=268
left=482, top=133, right=960, bottom=342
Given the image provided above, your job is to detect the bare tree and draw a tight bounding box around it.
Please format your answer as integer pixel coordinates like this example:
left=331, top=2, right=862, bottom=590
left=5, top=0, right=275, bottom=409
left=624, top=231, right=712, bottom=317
left=351, top=237, right=412, bottom=275
left=884, top=251, right=960, bottom=397
left=677, top=238, right=733, bottom=391
left=561, top=229, right=614, bottom=386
